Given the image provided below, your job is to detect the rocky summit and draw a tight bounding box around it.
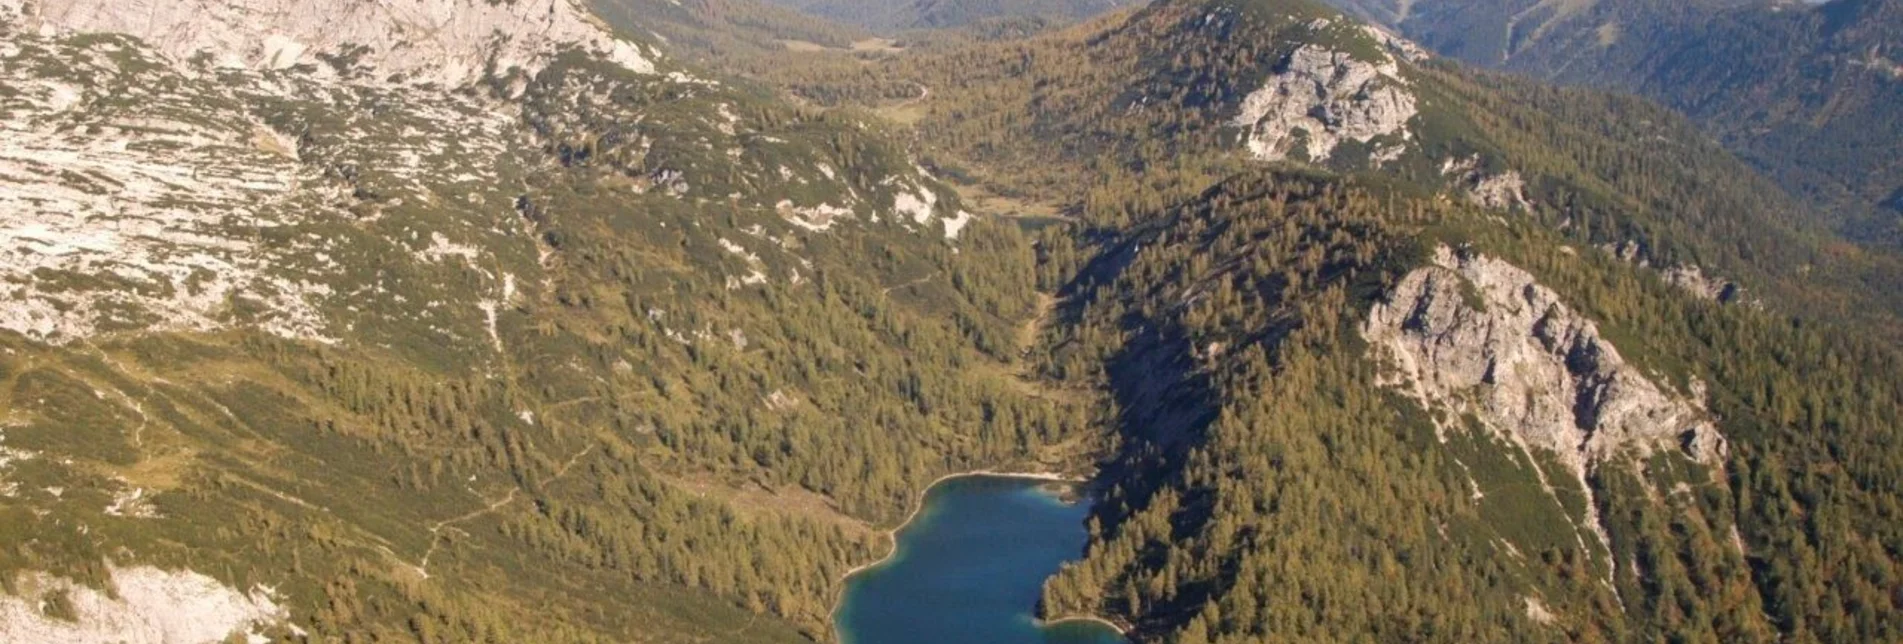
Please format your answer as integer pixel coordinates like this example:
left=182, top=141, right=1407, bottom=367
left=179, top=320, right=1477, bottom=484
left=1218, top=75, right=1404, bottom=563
left=1232, top=20, right=1418, bottom=164
left=8, top=0, right=664, bottom=85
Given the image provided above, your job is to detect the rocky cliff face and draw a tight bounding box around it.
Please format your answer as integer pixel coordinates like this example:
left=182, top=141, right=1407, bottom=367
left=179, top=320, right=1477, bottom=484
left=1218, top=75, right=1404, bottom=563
left=4, top=0, right=664, bottom=86
left=1603, top=240, right=1746, bottom=304
left=1363, top=245, right=1729, bottom=576
left=1661, top=264, right=1743, bottom=304
left=1232, top=21, right=1417, bottom=164
left=1441, top=155, right=1530, bottom=211
left=1363, top=245, right=1727, bottom=476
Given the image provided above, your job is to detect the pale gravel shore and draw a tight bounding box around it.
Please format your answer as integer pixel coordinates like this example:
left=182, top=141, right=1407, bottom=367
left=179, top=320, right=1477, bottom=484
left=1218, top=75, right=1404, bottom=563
left=1038, top=614, right=1131, bottom=635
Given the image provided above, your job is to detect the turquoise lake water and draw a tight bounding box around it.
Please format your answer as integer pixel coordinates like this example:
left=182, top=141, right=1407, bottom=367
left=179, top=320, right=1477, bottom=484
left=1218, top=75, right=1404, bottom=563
left=834, top=475, right=1127, bottom=644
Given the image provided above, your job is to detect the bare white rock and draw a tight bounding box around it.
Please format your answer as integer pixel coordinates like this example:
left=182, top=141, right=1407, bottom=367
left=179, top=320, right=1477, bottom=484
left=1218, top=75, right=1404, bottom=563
left=940, top=210, right=975, bottom=239
left=1361, top=24, right=1429, bottom=62
left=0, top=565, right=293, bottom=643
left=0, top=21, right=544, bottom=344
left=1363, top=245, right=1726, bottom=475
left=1661, top=264, right=1743, bottom=304
left=1233, top=45, right=1417, bottom=163
left=1441, top=155, right=1531, bottom=211
left=1524, top=596, right=1559, bottom=626
left=4, top=0, right=663, bottom=86
left=1601, top=241, right=1746, bottom=304
left=0, top=30, right=326, bottom=343
left=892, top=182, right=940, bottom=226
left=1364, top=246, right=1729, bottom=573
left=775, top=200, right=854, bottom=232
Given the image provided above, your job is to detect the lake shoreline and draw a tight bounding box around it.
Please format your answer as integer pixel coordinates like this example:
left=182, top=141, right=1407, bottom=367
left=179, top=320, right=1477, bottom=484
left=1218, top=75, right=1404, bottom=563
left=1038, top=614, right=1131, bottom=635
left=835, top=470, right=1083, bottom=583
left=829, top=469, right=1116, bottom=643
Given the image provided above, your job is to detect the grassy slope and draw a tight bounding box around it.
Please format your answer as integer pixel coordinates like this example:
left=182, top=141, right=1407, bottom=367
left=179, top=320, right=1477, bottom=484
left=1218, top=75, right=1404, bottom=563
left=0, top=30, right=1100, bottom=644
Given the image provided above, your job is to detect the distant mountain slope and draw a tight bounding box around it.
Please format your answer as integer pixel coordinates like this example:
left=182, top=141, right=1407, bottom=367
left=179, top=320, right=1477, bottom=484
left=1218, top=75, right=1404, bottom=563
left=587, top=0, right=880, bottom=72
left=1318, top=0, right=1903, bottom=244
left=760, top=0, right=1137, bottom=32
left=797, top=0, right=1903, bottom=320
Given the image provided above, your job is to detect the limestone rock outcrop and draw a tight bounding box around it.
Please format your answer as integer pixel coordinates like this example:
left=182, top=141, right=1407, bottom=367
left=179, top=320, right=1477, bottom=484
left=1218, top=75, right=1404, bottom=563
left=1603, top=240, right=1746, bottom=304
left=1233, top=44, right=1417, bottom=163
left=1661, top=264, right=1743, bottom=304
left=3, top=0, right=663, bottom=86
left=0, top=565, right=294, bottom=643
left=1363, top=246, right=1726, bottom=476
left=1441, top=155, right=1530, bottom=211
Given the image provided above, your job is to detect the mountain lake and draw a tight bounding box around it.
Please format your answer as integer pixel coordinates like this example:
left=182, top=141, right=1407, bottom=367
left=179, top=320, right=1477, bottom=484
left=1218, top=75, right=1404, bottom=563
left=834, top=474, right=1127, bottom=644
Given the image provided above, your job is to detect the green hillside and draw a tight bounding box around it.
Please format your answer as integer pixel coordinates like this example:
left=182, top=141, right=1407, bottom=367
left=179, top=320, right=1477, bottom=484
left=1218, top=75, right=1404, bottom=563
left=745, top=0, right=1903, bottom=639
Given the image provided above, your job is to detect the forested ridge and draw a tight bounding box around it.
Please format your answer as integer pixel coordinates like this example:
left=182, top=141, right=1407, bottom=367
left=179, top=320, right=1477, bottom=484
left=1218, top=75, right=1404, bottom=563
left=690, top=0, right=1903, bottom=640
left=1034, top=170, right=1903, bottom=642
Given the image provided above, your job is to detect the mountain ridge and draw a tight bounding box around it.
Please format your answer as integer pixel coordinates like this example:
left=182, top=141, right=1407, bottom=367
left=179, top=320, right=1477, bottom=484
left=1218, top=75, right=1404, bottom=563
left=1312, top=0, right=1903, bottom=243
left=8, top=0, right=670, bottom=85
